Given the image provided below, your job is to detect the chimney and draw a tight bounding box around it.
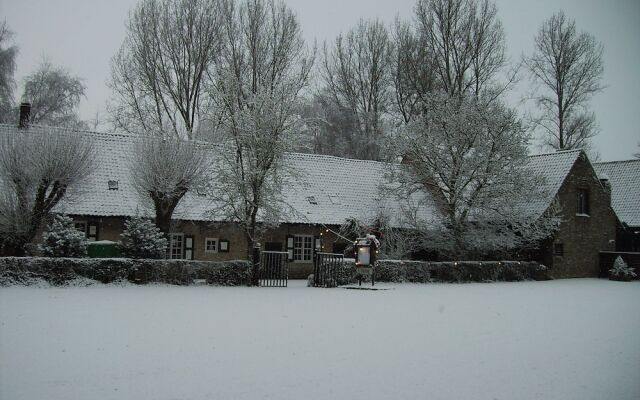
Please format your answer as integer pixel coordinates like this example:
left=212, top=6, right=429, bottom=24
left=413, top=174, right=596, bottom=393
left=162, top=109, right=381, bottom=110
left=599, top=174, right=612, bottom=204
left=18, top=102, right=31, bottom=129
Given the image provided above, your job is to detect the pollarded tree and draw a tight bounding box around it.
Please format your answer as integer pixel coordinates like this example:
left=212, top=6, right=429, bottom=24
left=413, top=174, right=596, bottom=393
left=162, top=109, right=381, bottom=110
left=130, top=135, right=209, bottom=235
left=525, top=11, right=604, bottom=151
left=109, top=0, right=221, bottom=139
left=208, top=0, right=313, bottom=285
left=0, top=21, right=17, bottom=123
left=22, top=59, right=86, bottom=128
left=321, top=19, right=393, bottom=161
left=396, top=91, right=558, bottom=258
left=0, top=126, right=95, bottom=256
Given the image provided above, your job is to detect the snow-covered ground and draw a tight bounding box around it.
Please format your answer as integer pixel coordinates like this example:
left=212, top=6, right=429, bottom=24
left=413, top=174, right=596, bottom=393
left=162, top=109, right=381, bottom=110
left=1, top=279, right=639, bottom=400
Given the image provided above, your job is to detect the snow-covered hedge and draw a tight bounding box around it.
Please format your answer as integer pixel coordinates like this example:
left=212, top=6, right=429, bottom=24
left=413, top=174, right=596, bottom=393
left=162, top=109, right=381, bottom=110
left=0, top=257, right=251, bottom=286
left=325, top=259, right=549, bottom=284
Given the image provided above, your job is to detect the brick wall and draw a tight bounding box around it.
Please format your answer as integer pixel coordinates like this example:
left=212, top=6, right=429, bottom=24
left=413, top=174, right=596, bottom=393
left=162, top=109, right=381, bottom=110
left=542, top=154, right=617, bottom=278
left=66, top=216, right=346, bottom=279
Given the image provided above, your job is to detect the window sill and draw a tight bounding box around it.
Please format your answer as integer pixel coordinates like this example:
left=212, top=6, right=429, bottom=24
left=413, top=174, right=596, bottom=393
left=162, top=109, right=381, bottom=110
left=575, top=213, right=590, bottom=218
left=205, top=251, right=218, bottom=254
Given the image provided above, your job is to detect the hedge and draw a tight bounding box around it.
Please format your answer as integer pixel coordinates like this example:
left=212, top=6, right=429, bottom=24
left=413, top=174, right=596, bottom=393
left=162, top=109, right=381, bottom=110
left=316, top=259, right=550, bottom=285
left=0, top=257, right=251, bottom=287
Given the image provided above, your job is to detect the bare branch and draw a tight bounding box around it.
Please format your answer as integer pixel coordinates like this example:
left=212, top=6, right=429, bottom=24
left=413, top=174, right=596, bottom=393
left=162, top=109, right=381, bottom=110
left=524, top=11, right=604, bottom=151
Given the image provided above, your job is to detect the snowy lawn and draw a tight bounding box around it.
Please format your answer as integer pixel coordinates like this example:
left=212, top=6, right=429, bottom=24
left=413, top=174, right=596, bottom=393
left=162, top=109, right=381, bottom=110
left=1, top=279, right=639, bottom=400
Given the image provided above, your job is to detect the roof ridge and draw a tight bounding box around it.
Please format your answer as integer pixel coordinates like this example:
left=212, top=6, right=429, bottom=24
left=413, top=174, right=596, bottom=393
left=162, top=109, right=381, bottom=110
left=286, top=152, right=394, bottom=166
left=594, top=159, right=640, bottom=165
left=0, top=122, right=136, bottom=139
left=527, top=148, right=583, bottom=158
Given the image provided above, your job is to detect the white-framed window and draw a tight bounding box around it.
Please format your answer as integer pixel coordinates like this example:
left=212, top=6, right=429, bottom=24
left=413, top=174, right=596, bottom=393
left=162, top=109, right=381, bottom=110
left=169, top=233, right=184, bottom=260
left=205, top=238, right=218, bottom=253
left=293, top=235, right=313, bottom=263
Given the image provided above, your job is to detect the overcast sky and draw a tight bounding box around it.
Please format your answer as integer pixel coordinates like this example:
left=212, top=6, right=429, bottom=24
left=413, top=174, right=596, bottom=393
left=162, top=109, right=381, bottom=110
left=2, top=0, right=639, bottom=161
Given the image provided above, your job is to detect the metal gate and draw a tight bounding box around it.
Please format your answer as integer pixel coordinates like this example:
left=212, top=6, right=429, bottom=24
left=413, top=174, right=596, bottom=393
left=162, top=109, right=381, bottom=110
left=313, top=252, right=344, bottom=287
left=260, top=251, right=289, bottom=287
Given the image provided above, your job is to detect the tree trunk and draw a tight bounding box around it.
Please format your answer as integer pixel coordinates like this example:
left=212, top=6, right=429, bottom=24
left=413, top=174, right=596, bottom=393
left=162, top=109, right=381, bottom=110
left=155, top=209, right=172, bottom=237
left=246, top=235, right=261, bottom=286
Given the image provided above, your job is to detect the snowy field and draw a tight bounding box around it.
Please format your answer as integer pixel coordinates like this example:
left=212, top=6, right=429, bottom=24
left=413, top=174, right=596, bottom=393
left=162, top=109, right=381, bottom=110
left=1, top=279, right=639, bottom=400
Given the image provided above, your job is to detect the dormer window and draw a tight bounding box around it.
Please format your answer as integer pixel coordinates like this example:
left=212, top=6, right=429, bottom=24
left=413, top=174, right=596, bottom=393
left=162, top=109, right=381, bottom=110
left=195, top=185, right=207, bottom=196
left=108, top=180, right=119, bottom=190
left=328, top=194, right=341, bottom=205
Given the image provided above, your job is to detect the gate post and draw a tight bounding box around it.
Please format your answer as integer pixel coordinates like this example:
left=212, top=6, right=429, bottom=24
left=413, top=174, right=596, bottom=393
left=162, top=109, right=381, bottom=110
left=252, top=243, right=261, bottom=286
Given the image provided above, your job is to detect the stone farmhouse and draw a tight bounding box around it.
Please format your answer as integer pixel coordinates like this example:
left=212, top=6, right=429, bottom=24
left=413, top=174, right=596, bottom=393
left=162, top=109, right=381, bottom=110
left=527, top=150, right=617, bottom=277
left=0, top=123, right=626, bottom=278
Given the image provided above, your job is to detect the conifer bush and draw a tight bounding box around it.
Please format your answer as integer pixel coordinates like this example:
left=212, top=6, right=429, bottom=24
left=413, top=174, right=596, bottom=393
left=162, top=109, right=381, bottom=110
left=609, top=256, right=637, bottom=282
left=40, top=214, right=88, bottom=258
left=120, top=217, right=168, bottom=259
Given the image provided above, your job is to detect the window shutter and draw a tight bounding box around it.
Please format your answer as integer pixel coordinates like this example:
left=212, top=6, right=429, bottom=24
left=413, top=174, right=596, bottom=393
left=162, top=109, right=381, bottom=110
left=314, top=236, right=321, bottom=253
left=88, top=223, right=99, bottom=241
left=219, top=239, right=230, bottom=253
left=184, top=235, right=194, bottom=260
left=286, top=235, right=294, bottom=261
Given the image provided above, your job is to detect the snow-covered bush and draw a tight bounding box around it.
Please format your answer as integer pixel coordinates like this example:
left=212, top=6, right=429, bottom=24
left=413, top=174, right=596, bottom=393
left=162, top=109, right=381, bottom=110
left=39, top=214, right=88, bottom=258
left=120, top=217, right=168, bottom=259
left=609, top=256, right=637, bottom=282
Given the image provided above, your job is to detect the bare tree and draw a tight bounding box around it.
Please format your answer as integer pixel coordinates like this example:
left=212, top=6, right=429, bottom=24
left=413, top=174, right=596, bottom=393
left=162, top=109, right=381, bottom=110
left=108, top=0, right=221, bottom=138
left=22, top=59, right=87, bottom=128
left=525, top=11, right=604, bottom=151
left=130, top=135, right=209, bottom=235
left=395, top=91, right=558, bottom=258
left=321, top=19, right=393, bottom=161
left=296, top=91, right=359, bottom=157
left=207, top=0, right=313, bottom=284
left=391, top=18, right=436, bottom=124
left=0, top=21, right=18, bottom=123
left=0, top=126, right=95, bottom=256
left=415, top=0, right=507, bottom=98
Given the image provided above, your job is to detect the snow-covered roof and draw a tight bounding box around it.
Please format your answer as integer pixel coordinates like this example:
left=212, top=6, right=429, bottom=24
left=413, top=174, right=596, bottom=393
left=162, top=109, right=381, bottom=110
left=594, top=159, right=640, bottom=227
left=1, top=124, right=599, bottom=227
left=283, top=153, right=437, bottom=226
left=522, top=149, right=583, bottom=217
left=0, top=125, right=434, bottom=227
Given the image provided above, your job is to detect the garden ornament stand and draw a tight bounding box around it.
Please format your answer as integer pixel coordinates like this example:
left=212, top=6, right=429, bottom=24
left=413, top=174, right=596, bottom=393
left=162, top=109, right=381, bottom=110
left=354, top=234, right=380, bottom=286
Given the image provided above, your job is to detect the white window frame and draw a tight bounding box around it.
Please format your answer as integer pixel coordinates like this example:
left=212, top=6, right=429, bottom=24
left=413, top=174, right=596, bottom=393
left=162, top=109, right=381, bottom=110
left=204, top=237, right=218, bottom=253
left=293, top=235, right=313, bottom=263
left=169, top=233, right=184, bottom=260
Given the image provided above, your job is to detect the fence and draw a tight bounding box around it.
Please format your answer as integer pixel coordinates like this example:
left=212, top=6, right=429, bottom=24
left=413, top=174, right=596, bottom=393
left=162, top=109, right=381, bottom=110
left=259, top=251, right=288, bottom=287
left=313, top=252, right=344, bottom=287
